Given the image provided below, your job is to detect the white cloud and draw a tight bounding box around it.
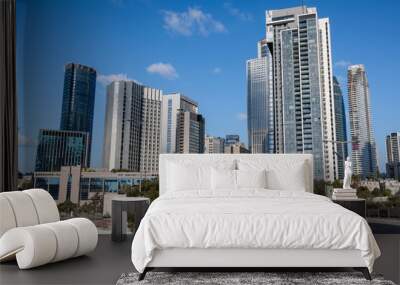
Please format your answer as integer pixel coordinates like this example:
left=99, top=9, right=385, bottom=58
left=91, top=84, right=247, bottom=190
left=212, top=67, right=222, bottom=74
left=162, top=7, right=227, bottom=36
left=236, top=112, right=247, bottom=121
left=335, top=60, right=352, bottom=68
left=97, top=73, right=138, bottom=86
left=146, top=62, right=178, bottom=80
left=224, top=2, right=253, bottom=21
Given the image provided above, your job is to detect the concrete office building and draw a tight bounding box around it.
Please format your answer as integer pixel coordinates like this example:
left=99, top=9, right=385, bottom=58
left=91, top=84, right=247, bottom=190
left=35, top=129, right=89, bottom=172
left=140, top=87, right=162, bottom=173
left=103, top=81, right=143, bottom=172
left=161, top=93, right=199, bottom=153
left=348, top=64, right=378, bottom=178
left=204, top=136, right=225, bottom=153
left=386, top=132, right=400, bottom=181
left=333, top=76, right=348, bottom=179
left=265, top=6, right=337, bottom=180
left=247, top=39, right=274, bottom=153
left=176, top=110, right=205, bottom=153
left=60, top=63, right=96, bottom=166
left=102, top=81, right=162, bottom=174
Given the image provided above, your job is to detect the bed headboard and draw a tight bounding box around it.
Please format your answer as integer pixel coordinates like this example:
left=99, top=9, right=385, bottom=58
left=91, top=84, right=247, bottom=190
left=159, top=154, right=314, bottom=195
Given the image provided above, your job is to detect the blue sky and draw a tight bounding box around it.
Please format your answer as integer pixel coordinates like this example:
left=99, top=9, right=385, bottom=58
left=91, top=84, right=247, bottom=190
left=17, top=0, right=399, bottom=173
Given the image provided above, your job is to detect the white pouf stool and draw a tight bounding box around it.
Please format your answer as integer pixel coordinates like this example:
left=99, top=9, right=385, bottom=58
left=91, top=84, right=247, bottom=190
left=0, top=189, right=98, bottom=269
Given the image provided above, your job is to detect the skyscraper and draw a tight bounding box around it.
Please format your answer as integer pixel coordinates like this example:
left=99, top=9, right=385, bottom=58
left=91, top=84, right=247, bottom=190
left=386, top=132, right=400, bottom=180
left=247, top=39, right=274, bottom=153
left=103, top=81, right=163, bottom=173
left=348, top=64, right=378, bottom=178
left=318, top=18, right=337, bottom=181
left=60, top=63, right=96, bottom=166
left=333, top=76, right=348, bottom=179
left=103, top=81, right=143, bottom=172
left=35, top=129, right=89, bottom=172
left=103, top=80, right=163, bottom=174
left=140, top=87, right=162, bottom=173
left=160, top=93, right=199, bottom=153
left=175, top=110, right=205, bottom=154
left=264, top=6, right=337, bottom=180
left=204, top=136, right=225, bottom=153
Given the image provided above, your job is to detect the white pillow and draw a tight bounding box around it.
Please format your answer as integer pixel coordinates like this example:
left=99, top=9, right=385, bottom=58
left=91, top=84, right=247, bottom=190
left=237, top=159, right=308, bottom=192
left=167, top=162, right=210, bottom=191
left=266, top=161, right=306, bottom=191
left=236, top=169, right=267, bottom=189
left=211, top=168, right=236, bottom=190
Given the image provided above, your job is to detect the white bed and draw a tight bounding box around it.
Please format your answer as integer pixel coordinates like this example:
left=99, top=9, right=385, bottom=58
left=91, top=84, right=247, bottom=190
left=131, top=154, right=380, bottom=280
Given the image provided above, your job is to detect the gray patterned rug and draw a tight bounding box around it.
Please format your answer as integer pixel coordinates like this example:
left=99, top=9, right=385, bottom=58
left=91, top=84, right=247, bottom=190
left=116, top=272, right=395, bottom=284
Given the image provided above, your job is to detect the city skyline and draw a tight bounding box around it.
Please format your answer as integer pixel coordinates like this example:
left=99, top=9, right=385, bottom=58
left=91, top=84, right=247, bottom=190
left=17, top=0, right=399, bottom=173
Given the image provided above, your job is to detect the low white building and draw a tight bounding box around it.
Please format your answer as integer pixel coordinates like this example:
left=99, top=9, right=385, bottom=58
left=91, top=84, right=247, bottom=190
left=34, top=166, right=157, bottom=205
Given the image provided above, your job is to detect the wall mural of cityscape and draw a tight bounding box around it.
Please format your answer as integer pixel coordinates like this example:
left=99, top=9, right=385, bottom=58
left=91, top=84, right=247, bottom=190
left=16, top=1, right=400, bottom=229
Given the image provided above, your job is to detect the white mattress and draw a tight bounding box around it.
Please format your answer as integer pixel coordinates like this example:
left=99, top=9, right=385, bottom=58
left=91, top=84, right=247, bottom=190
left=131, top=190, right=380, bottom=273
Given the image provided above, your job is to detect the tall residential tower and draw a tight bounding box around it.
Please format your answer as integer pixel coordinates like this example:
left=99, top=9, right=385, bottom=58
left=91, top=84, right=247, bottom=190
left=264, top=6, right=337, bottom=180
left=348, top=64, right=377, bottom=178
left=333, top=76, right=348, bottom=179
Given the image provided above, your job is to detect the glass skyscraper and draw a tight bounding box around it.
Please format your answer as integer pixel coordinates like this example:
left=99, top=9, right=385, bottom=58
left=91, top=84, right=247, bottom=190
left=348, top=64, right=377, bottom=178
left=264, top=6, right=337, bottom=180
left=60, top=63, right=96, bottom=166
left=333, top=76, right=348, bottom=179
left=35, top=129, right=89, bottom=172
left=247, top=39, right=274, bottom=153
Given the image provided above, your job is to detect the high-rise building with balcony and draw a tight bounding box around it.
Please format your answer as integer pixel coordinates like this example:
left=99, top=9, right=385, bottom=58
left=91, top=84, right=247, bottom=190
left=386, top=132, right=400, bottom=180
left=60, top=63, right=96, bottom=166
left=333, top=76, right=348, bottom=179
left=160, top=93, right=198, bottom=153
left=204, top=136, right=225, bottom=153
left=247, top=39, right=274, bottom=153
left=264, top=6, right=337, bottom=180
left=348, top=64, right=377, bottom=178
left=102, top=81, right=162, bottom=174
left=35, top=129, right=89, bottom=172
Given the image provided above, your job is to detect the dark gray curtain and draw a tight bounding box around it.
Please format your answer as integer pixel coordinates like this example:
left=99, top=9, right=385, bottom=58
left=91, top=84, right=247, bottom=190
left=0, top=0, right=17, bottom=192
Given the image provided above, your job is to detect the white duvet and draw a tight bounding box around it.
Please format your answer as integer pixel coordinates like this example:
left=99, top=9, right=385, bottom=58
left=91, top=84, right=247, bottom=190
left=131, top=190, right=380, bottom=273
